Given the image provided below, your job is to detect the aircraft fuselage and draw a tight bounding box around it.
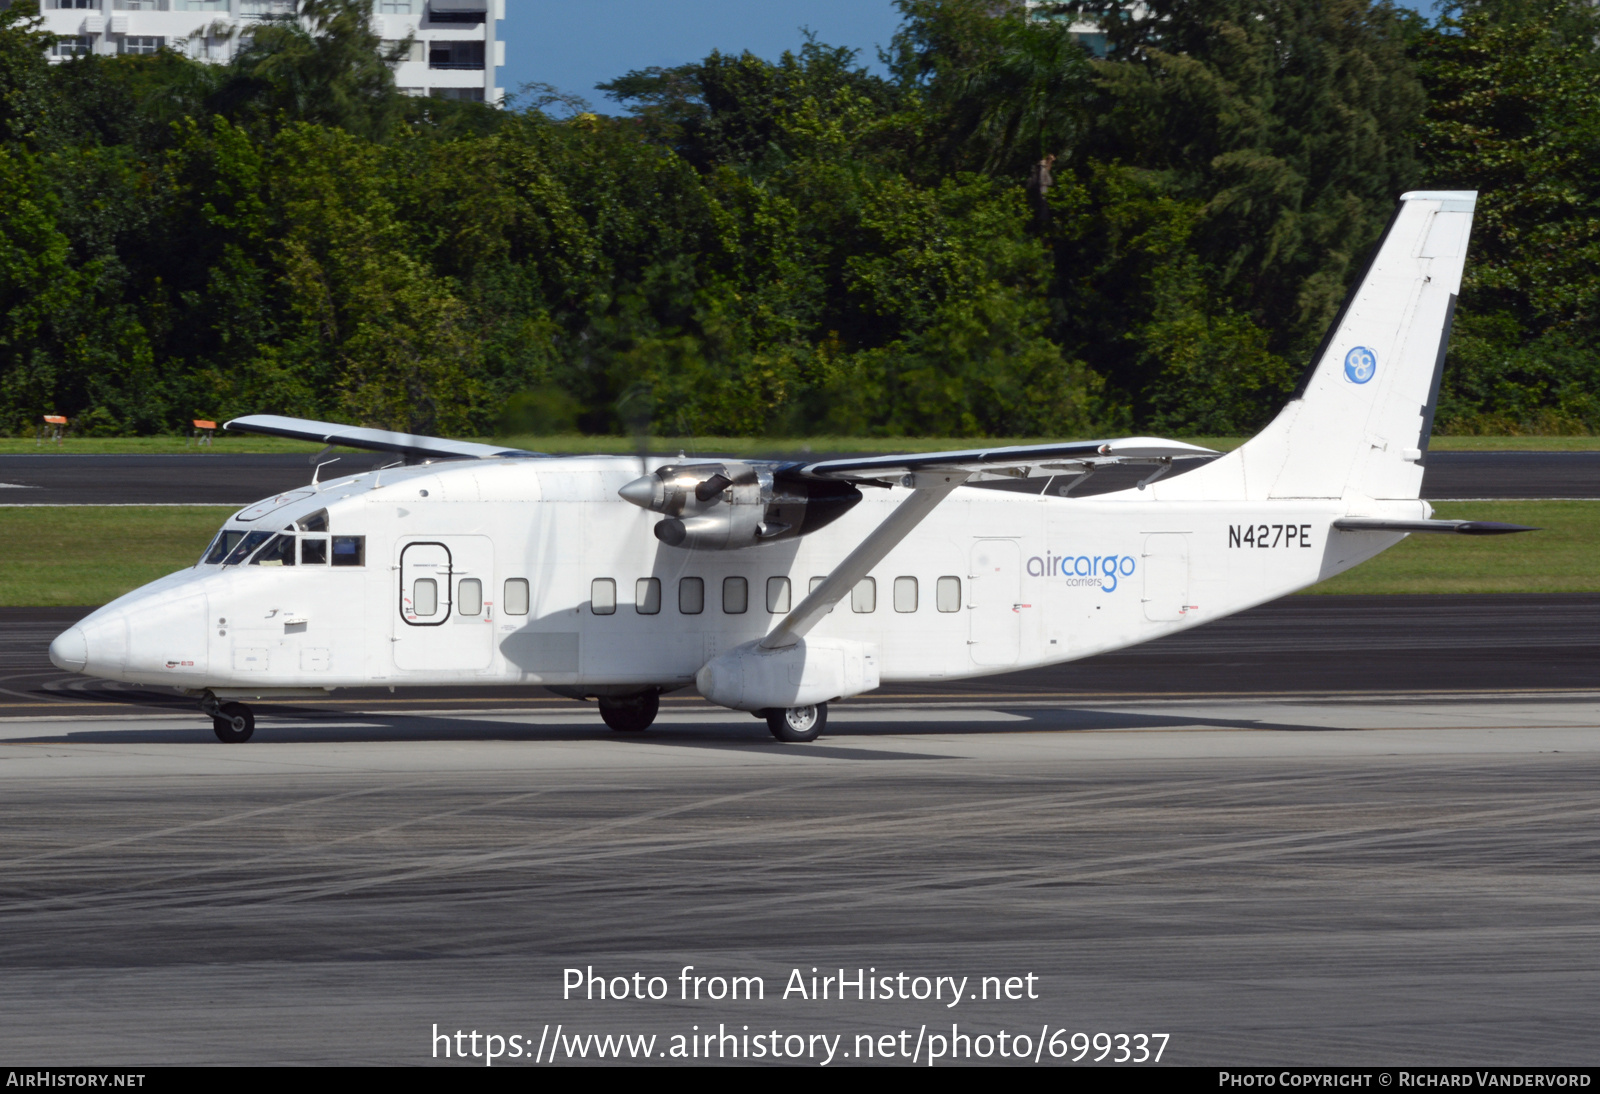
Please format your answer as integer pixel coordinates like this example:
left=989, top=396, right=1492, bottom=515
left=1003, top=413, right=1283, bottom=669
left=50, top=455, right=1410, bottom=695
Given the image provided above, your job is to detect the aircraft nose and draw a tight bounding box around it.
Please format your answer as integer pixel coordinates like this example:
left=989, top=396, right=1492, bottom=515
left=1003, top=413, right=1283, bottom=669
left=49, top=626, right=88, bottom=673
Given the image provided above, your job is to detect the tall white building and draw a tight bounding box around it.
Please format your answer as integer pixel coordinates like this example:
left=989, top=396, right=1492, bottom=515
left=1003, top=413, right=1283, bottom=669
left=31, top=0, right=505, bottom=104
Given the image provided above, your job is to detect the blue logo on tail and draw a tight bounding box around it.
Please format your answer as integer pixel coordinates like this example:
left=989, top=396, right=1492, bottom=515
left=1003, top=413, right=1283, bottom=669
left=1344, top=346, right=1377, bottom=384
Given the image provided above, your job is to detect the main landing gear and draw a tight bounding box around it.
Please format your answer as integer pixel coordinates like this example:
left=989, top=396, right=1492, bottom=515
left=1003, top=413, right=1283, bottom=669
left=764, top=703, right=827, bottom=743
left=599, top=691, right=660, bottom=733
left=199, top=692, right=255, bottom=743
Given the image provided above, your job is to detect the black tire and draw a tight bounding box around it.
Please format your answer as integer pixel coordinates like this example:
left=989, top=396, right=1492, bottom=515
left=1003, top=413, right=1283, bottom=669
left=599, top=692, right=659, bottom=733
left=212, top=702, right=254, bottom=743
left=765, top=703, right=827, bottom=743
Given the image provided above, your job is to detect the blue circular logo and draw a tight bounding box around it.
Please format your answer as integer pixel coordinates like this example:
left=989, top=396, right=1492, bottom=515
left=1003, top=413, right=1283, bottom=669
left=1344, top=346, right=1377, bottom=384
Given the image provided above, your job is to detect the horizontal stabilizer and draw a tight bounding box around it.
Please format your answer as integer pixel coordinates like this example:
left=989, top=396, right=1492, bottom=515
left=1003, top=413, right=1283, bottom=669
left=224, top=415, right=542, bottom=461
left=1333, top=518, right=1537, bottom=536
left=785, top=437, right=1217, bottom=483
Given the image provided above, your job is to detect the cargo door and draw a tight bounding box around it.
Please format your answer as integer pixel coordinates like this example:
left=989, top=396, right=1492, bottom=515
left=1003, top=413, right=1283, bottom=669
left=1141, top=534, right=1191, bottom=622
left=969, top=539, right=1021, bottom=666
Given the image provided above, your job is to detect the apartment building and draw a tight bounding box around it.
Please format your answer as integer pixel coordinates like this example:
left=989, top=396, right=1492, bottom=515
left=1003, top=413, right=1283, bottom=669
left=30, top=0, right=505, bottom=104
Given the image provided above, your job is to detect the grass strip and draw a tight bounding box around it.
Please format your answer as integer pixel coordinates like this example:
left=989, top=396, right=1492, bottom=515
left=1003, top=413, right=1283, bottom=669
left=1304, top=501, right=1600, bottom=595
left=0, top=506, right=233, bottom=607
left=0, top=501, right=1590, bottom=608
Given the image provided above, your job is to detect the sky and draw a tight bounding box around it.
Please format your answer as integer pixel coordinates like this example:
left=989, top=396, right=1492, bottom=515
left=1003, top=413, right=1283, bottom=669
left=498, top=0, right=1436, bottom=111
left=500, top=1, right=906, bottom=109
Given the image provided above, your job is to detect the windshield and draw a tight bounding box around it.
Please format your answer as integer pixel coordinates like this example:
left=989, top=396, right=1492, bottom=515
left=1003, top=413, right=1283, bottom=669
left=250, top=533, right=296, bottom=567
left=223, top=531, right=274, bottom=565
left=202, top=529, right=247, bottom=565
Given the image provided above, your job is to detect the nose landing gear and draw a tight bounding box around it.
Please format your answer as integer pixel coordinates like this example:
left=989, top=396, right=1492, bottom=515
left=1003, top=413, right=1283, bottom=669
left=199, top=692, right=255, bottom=743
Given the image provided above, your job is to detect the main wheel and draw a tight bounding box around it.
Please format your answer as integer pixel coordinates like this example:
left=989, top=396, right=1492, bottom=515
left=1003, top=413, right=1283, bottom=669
left=599, top=692, right=659, bottom=733
left=212, top=701, right=254, bottom=743
left=765, top=703, right=827, bottom=743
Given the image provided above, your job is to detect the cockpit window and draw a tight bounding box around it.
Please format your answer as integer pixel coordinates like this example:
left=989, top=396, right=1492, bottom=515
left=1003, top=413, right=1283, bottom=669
left=250, top=534, right=297, bottom=567
left=297, top=509, right=329, bottom=533
left=223, top=531, right=274, bottom=566
left=331, top=535, right=365, bottom=567
left=202, top=530, right=247, bottom=565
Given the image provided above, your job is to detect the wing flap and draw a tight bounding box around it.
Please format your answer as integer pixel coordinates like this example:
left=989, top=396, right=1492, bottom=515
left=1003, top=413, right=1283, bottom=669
left=224, top=415, right=542, bottom=461
left=785, top=436, right=1218, bottom=483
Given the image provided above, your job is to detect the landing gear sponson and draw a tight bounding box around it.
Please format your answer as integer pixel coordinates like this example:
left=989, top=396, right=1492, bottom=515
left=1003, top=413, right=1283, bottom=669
left=595, top=690, right=829, bottom=743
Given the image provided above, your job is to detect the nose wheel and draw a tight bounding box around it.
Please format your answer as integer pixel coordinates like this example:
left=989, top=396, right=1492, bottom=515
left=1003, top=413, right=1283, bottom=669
left=765, top=703, right=826, bottom=743
left=201, top=695, right=255, bottom=743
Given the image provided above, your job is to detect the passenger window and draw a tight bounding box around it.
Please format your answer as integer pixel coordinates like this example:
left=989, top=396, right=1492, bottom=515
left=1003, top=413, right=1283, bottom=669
left=937, top=576, right=962, bottom=612
left=636, top=577, right=661, bottom=615
left=459, top=578, right=483, bottom=616
left=331, top=536, right=365, bottom=567
left=504, top=578, right=529, bottom=616
left=224, top=531, right=273, bottom=566
left=300, top=537, right=328, bottom=565
left=679, top=577, right=704, bottom=615
left=767, top=577, right=791, bottom=614
left=723, top=576, right=748, bottom=614
left=297, top=509, right=329, bottom=533
left=851, top=577, right=876, bottom=613
left=894, top=576, right=918, bottom=613
left=203, top=529, right=247, bottom=565
left=591, top=578, right=616, bottom=615
left=810, top=575, right=834, bottom=613
left=250, top=534, right=296, bottom=567
left=413, top=578, right=438, bottom=616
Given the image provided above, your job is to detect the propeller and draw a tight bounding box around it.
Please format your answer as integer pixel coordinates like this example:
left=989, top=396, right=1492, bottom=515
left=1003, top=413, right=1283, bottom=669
left=615, top=381, right=655, bottom=480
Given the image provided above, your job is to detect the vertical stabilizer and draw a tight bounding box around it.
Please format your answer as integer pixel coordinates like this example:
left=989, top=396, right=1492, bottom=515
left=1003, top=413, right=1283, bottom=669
left=1161, top=191, right=1474, bottom=502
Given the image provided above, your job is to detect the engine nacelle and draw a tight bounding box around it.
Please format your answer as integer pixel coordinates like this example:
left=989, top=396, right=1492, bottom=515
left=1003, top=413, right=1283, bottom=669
left=618, top=462, right=860, bottom=551
left=696, top=638, right=880, bottom=712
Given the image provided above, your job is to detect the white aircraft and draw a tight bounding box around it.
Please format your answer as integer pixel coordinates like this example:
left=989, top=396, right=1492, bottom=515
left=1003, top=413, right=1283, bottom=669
left=49, top=190, right=1529, bottom=743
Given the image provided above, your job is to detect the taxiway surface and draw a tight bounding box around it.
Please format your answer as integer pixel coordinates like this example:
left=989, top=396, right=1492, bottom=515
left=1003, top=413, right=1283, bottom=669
left=0, top=449, right=1595, bottom=504
left=1, top=696, right=1598, bottom=1065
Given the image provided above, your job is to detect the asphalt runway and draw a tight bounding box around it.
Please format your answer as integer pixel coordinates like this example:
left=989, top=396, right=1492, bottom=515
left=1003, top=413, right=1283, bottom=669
left=1, top=449, right=1596, bottom=504
left=1, top=696, right=1598, bottom=1066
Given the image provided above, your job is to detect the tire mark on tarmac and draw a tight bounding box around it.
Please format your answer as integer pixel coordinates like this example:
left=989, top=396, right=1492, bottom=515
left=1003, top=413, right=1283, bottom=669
left=0, top=772, right=1240, bottom=915
left=8, top=768, right=1593, bottom=923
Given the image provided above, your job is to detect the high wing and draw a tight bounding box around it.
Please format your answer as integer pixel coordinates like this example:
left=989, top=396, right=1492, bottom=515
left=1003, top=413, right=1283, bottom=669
left=224, top=414, right=544, bottom=461
left=781, top=436, right=1219, bottom=484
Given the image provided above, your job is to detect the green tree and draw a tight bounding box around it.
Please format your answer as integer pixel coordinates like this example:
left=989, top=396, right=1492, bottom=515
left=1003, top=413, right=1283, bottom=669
left=215, top=0, right=407, bottom=141
left=1416, top=0, right=1600, bottom=432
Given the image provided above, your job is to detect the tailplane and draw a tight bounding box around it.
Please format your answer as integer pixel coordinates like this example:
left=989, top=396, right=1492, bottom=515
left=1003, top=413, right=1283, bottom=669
left=1163, top=191, right=1475, bottom=502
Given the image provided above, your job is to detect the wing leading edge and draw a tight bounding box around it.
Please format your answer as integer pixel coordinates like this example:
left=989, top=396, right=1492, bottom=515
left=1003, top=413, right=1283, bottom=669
left=224, top=414, right=544, bottom=461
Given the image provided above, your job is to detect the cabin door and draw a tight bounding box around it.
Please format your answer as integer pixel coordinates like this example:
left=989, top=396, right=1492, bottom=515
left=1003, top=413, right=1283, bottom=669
left=394, top=535, right=495, bottom=671
left=968, top=539, right=1021, bottom=666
